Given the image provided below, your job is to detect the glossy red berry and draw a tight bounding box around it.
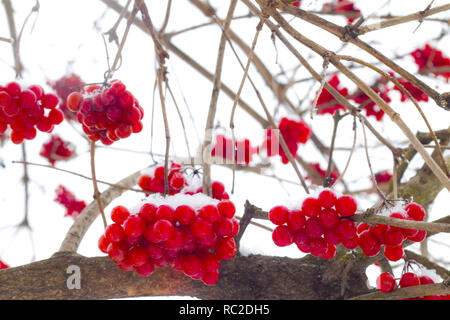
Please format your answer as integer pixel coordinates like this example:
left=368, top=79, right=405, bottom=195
left=105, top=223, right=125, bottom=242
left=123, top=215, right=146, bottom=238
left=153, top=219, right=174, bottom=241
left=272, top=225, right=294, bottom=247
left=301, top=197, right=321, bottom=218
left=405, top=203, right=425, bottom=221
left=175, top=205, right=196, bottom=225
left=268, top=206, right=289, bottom=225
left=217, top=200, right=236, bottom=218
left=399, top=272, right=420, bottom=288
left=318, top=208, right=339, bottom=230
left=287, top=210, right=306, bottom=231
left=111, top=206, right=130, bottom=224
left=318, top=190, right=337, bottom=209
left=335, top=195, right=357, bottom=217
left=128, top=247, right=149, bottom=267
left=376, top=272, right=396, bottom=292
left=384, top=245, right=404, bottom=262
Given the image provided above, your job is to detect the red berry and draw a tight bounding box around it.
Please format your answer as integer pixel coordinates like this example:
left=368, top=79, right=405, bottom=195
left=336, top=219, right=356, bottom=240
left=217, top=200, right=236, bottom=218
left=138, top=203, right=157, bottom=223
left=318, top=190, right=337, bottom=209
left=42, top=93, right=59, bottom=109
left=211, top=181, right=225, bottom=198
left=407, top=229, right=426, bottom=242
left=153, top=219, right=174, bottom=241
left=383, top=227, right=405, bottom=246
left=191, top=218, right=213, bottom=239
left=405, top=203, right=425, bottom=221
left=202, top=271, right=220, bottom=286
left=214, top=217, right=235, bottom=237
left=384, top=245, right=404, bottom=261
left=318, top=208, right=339, bottom=230
left=376, top=272, right=396, bottom=292
left=128, top=247, right=149, bottom=267
left=272, top=225, right=294, bottom=247
left=335, top=195, right=357, bottom=217
left=399, top=272, right=420, bottom=288
left=287, top=210, right=306, bottom=231
left=136, top=261, right=155, bottom=276
left=105, top=223, right=125, bottom=242
left=175, top=205, right=196, bottom=225
left=305, top=218, right=324, bottom=239
left=111, top=205, right=130, bottom=224
left=293, top=229, right=311, bottom=253
left=98, top=234, right=110, bottom=253
left=123, top=215, right=146, bottom=238
left=198, top=205, right=220, bottom=223
left=107, top=242, right=127, bottom=262
left=356, top=222, right=370, bottom=235
left=155, top=205, right=175, bottom=222
left=302, top=197, right=321, bottom=218
left=268, top=206, right=289, bottom=225
left=215, top=237, right=237, bottom=260
left=202, top=253, right=221, bottom=273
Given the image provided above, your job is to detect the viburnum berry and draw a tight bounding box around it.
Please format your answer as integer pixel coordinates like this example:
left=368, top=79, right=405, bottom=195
left=318, top=190, right=337, bottom=209
left=123, top=215, right=146, bottom=238
left=105, top=223, right=125, bottom=242
left=399, top=272, right=420, bottom=288
left=0, top=260, right=9, bottom=269
left=335, top=195, right=357, bottom=217
left=268, top=205, right=289, bottom=225
left=376, top=272, right=396, bottom=293
left=384, top=244, right=404, bottom=262
left=217, top=200, right=236, bottom=218
left=272, top=225, right=294, bottom=247
left=301, top=197, right=321, bottom=218
left=404, top=203, right=425, bottom=221
left=287, top=209, right=306, bottom=231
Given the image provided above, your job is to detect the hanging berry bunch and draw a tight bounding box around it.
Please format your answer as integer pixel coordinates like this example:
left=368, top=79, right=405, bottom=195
left=39, top=135, right=75, bottom=166
left=411, top=44, right=450, bottom=81
left=98, top=193, right=239, bottom=285
left=48, top=73, right=85, bottom=121
left=269, top=189, right=358, bottom=259
left=66, top=80, right=144, bottom=145
left=54, top=185, right=87, bottom=219
left=0, top=81, right=63, bottom=144
left=263, top=117, right=311, bottom=164
left=356, top=202, right=427, bottom=261
left=315, top=74, right=348, bottom=115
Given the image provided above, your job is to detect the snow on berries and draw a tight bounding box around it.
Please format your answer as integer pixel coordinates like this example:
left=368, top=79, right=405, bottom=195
left=99, top=193, right=239, bottom=285
left=0, top=81, right=64, bottom=144
left=262, top=117, right=311, bottom=164
left=54, top=185, right=87, bottom=219
left=66, top=80, right=144, bottom=145
left=39, top=135, right=75, bottom=166
left=356, top=202, right=427, bottom=261
left=268, top=189, right=358, bottom=259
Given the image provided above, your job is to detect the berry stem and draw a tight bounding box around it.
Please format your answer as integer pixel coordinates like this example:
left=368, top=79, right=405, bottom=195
left=90, top=141, right=107, bottom=229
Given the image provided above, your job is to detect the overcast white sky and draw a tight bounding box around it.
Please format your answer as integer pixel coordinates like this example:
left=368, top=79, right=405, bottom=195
left=0, top=0, right=449, bottom=296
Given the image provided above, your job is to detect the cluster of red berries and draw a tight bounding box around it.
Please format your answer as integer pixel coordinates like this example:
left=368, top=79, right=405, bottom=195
left=374, top=170, right=392, bottom=184
left=138, top=163, right=187, bottom=195
left=54, top=185, right=87, bottom=219
left=376, top=271, right=449, bottom=300
left=39, top=135, right=75, bottom=166
left=269, top=190, right=358, bottom=259
left=66, top=80, right=144, bottom=145
left=392, top=77, right=429, bottom=102
left=98, top=194, right=239, bottom=285
left=0, top=260, right=9, bottom=269
left=323, top=0, right=361, bottom=23
left=309, top=162, right=339, bottom=186
left=263, top=117, right=311, bottom=164
left=48, top=73, right=85, bottom=121
left=315, top=74, right=348, bottom=116
left=356, top=203, right=426, bottom=261
left=0, top=81, right=63, bottom=144
left=138, top=163, right=230, bottom=200
left=211, top=134, right=259, bottom=165
left=411, top=44, right=450, bottom=81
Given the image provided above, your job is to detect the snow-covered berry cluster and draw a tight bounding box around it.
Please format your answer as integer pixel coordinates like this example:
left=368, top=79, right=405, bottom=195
left=66, top=80, right=143, bottom=145
left=54, top=185, right=87, bottom=219
left=98, top=193, right=239, bottom=285
left=39, top=134, right=75, bottom=166
left=356, top=203, right=426, bottom=261
left=0, top=81, right=63, bottom=144
left=269, top=190, right=358, bottom=259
